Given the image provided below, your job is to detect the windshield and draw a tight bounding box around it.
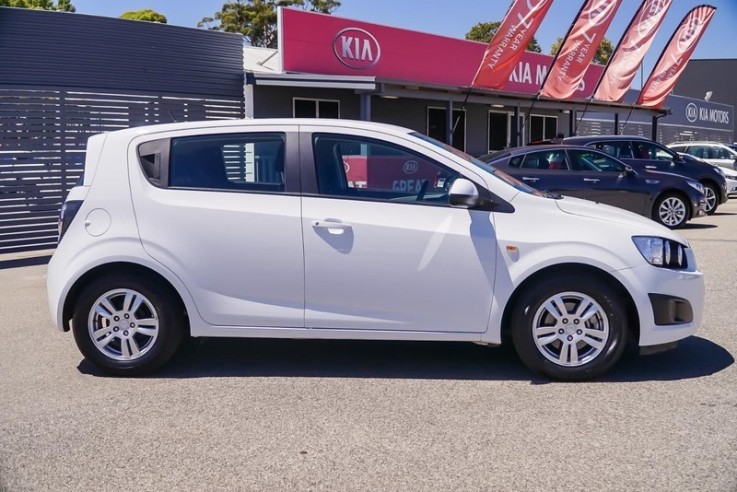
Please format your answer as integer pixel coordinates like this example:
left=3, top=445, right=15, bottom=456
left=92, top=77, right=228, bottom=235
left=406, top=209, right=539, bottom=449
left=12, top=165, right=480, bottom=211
left=410, top=132, right=545, bottom=197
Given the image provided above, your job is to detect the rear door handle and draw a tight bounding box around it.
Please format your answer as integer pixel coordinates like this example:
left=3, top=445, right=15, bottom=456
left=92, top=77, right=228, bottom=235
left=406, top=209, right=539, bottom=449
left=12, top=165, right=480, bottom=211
left=583, top=178, right=599, bottom=183
left=522, top=177, right=539, bottom=182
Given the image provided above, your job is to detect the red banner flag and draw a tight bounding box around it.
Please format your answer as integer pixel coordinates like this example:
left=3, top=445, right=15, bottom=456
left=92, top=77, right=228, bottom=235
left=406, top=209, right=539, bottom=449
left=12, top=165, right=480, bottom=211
left=636, top=5, right=716, bottom=108
left=471, top=0, right=554, bottom=89
left=540, top=0, right=623, bottom=100
left=593, top=0, right=673, bottom=102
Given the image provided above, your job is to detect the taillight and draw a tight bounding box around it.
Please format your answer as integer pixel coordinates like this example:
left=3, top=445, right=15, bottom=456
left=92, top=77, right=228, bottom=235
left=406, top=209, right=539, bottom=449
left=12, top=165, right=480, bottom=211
left=58, top=200, right=83, bottom=241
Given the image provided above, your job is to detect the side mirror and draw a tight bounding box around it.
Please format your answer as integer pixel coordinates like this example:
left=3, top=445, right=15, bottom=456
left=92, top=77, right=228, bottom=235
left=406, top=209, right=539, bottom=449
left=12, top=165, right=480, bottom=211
left=449, top=178, right=481, bottom=209
left=624, top=165, right=637, bottom=176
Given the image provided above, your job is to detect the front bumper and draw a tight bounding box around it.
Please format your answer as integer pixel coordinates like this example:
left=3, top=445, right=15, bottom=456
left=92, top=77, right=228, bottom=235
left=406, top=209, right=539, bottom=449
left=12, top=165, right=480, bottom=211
left=725, top=176, right=737, bottom=198
left=691, top=195, right=708, bottom=218
left=615, top=250, right=704, bottom=347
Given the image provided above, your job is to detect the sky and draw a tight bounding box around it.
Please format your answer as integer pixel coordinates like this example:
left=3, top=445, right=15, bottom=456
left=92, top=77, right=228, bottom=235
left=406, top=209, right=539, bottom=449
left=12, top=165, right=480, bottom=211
left=72, top=0, right=736, bottom=88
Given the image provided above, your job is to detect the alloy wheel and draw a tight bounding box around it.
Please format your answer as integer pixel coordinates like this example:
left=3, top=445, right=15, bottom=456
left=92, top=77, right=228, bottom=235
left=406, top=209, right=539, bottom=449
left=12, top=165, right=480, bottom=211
left=531, top=292, right=610, bottom=367
left=88, top=289, right=159, bottom=361
left=704, top=186, right=717, bottom=214
left=658, top=197, right=687, bottom=227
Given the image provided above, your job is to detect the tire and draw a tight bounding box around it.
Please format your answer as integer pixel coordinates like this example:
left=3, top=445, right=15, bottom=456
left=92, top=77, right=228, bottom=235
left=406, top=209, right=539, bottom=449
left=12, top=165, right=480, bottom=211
left=511, top=274, right=628, bottom=381
left=72, top=273, right=184, bottom=376
left=652, top=192, right=689, bottom=229
left=702, top=182, right=719, bottom=215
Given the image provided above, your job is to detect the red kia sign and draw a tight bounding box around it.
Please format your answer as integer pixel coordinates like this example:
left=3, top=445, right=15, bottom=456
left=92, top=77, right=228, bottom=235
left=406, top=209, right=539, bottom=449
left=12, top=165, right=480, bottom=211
left=280, top=8, right=604, bottom=98
left=333, top=28, right=381, bottom=69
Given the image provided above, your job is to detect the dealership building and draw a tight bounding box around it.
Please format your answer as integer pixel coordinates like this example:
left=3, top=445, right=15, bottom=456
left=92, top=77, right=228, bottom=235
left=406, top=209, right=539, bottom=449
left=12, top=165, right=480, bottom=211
left=0, top=7, right=733, bottom=253
left=242, top=9, right=735, bottom=156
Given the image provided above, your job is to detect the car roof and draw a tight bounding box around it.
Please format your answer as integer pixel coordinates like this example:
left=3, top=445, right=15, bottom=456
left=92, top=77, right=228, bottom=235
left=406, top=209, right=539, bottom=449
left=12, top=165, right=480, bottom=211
left=668, top=141, right=728, bottom=146
left=103, top=118, right=416, bottom=139
left=483, top=144, right=610, bottom=161
left=562, top=135, right=652, bottom=144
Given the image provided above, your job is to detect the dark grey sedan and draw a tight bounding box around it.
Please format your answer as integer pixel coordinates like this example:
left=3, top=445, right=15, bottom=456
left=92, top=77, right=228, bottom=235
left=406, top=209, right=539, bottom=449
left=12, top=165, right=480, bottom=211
left=481, top=145, right=707, bottom=229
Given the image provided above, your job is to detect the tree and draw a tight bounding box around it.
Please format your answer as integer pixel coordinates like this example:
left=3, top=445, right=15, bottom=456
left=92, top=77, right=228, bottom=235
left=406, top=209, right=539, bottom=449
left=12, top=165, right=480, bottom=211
left=0, top=0, right=75, bottom=11
left=199, top=0, right=341, bottom=48
left=550, top=36, right=614, bottom=65
left=121, top=9, right=167, bottom=23
left=465, top=21, right=541, bottom=53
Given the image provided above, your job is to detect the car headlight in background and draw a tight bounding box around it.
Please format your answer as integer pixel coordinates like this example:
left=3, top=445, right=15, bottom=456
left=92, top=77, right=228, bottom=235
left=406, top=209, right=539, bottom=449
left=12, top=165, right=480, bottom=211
left=687, top=181, right=704, bottom=194
left=632, top=236, right=688, bottom=269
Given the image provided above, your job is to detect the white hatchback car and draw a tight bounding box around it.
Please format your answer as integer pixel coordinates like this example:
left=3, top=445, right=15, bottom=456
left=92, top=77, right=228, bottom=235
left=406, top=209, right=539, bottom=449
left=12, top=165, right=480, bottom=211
left=48, top=119, right=704, bottom=381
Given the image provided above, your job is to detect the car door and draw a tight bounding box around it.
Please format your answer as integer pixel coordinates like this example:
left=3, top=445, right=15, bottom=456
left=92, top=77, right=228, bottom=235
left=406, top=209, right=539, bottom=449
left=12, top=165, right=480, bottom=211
left=300, top=126, right=496, bottom=333
left=129, top=124, right=305, bottom=328
left=511, top=149, right=583, bottom=198
left=709, top=145, right=737, bottom=169
left=566, top=149, right=648, bottom=214
left=629, top=140, right=679, bottom=172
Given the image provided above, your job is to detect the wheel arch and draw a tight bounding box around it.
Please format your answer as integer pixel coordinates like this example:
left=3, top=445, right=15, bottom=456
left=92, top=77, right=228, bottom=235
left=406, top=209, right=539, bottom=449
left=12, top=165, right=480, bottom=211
left=698, top=177, right=723, bottom=202
left=500, top=263, right=639, bottom=346
left=653, top=189, right=693, bottom=221
left=62, top=262, right=189, bottom=334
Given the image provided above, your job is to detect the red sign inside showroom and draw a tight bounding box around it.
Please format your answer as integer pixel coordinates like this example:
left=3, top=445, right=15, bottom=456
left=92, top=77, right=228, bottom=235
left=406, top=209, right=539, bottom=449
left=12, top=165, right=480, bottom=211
left=279, top=8, right=604, bottom=97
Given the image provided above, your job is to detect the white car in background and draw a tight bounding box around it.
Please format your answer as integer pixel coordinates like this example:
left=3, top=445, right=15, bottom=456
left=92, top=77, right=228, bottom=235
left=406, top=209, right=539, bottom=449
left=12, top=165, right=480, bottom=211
left=47, top=119, right=704, bottom=381
left=668, top=141, right=737, bottom=171
left=668, top=142, right=737, bottom=198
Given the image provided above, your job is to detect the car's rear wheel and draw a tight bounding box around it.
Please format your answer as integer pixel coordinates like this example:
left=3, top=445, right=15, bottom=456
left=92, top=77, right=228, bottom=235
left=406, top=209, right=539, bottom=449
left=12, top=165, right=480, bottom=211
left=511, top=274, right=628, bottom=381
left=701, top=182, right=719, bottom=215
left=653, top=193, right=689, bottom=229
left=72, top=273, right=184, bottom=376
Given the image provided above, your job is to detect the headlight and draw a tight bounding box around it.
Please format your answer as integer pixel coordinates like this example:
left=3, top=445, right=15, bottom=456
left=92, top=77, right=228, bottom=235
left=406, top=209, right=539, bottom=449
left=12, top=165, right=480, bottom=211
left=687, top=181, right=704, bottom=194
left=632, top=236, right=688, bottom=269
left=713, top=166, right=725, bottom=176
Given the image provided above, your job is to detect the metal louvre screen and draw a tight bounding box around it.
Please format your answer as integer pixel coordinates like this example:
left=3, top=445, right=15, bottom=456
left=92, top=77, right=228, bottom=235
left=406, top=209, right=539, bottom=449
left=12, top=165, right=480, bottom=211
left=0, top=88, right=244, bottom=254
left=0, top=7, right=245, bottom=253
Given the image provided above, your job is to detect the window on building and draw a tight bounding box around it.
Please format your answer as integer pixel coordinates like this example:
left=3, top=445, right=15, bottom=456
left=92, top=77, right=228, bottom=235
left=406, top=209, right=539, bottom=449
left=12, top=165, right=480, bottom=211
left=293, top=98, right=340, bottom=118
left=169, top=133, right=285, bottom=192
left=530, top=115, right=558, bottom=142
left=427, top=107, right=466, bottom=151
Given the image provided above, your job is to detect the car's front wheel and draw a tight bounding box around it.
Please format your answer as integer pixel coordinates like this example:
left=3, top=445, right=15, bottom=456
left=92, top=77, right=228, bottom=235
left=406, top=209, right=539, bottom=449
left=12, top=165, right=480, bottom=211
left=72, top=273, right=184, bottom=376
left=511, top=274, right=628, bottom=381
left=701, top=182, right=719, bottom=215
left=653, top=193, right=690, bottom=229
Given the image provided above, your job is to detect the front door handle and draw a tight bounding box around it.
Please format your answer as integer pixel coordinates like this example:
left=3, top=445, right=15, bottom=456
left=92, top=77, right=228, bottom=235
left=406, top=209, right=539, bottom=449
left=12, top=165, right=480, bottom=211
left=522, top=177, right=539, bottom=182
left=583, top=178, right=600, bottom=183
left=312, top=219, right=351, bottom=230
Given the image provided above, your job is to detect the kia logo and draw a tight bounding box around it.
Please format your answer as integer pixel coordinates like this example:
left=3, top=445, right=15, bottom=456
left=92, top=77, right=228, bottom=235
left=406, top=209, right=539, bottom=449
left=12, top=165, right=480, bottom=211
left=403, top=160, right=419, bottom=175
left=686, top=103, right=698, bottom=123
left=588, top=0, right=617, bottom=27
left=677, top=16, right=702, bottom=54
left=333, top=28, right=381, bottom=69
left=637, top=0, right=668, bottom=37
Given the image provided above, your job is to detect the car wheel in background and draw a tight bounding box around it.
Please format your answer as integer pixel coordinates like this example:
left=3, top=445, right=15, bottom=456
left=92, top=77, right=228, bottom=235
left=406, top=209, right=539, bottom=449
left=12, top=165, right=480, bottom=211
left=653, top=193, right=689, bottom=229
left=72, top=273, right=184, bottom=376
left=701, top=182, right=719, bottom=215
left=511, top=274, right=628, bottom=381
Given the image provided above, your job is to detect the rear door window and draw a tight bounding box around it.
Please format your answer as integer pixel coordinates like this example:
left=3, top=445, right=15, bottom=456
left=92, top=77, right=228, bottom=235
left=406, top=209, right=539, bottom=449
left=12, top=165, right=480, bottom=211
left=169, top=133, right=286, bottom=192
